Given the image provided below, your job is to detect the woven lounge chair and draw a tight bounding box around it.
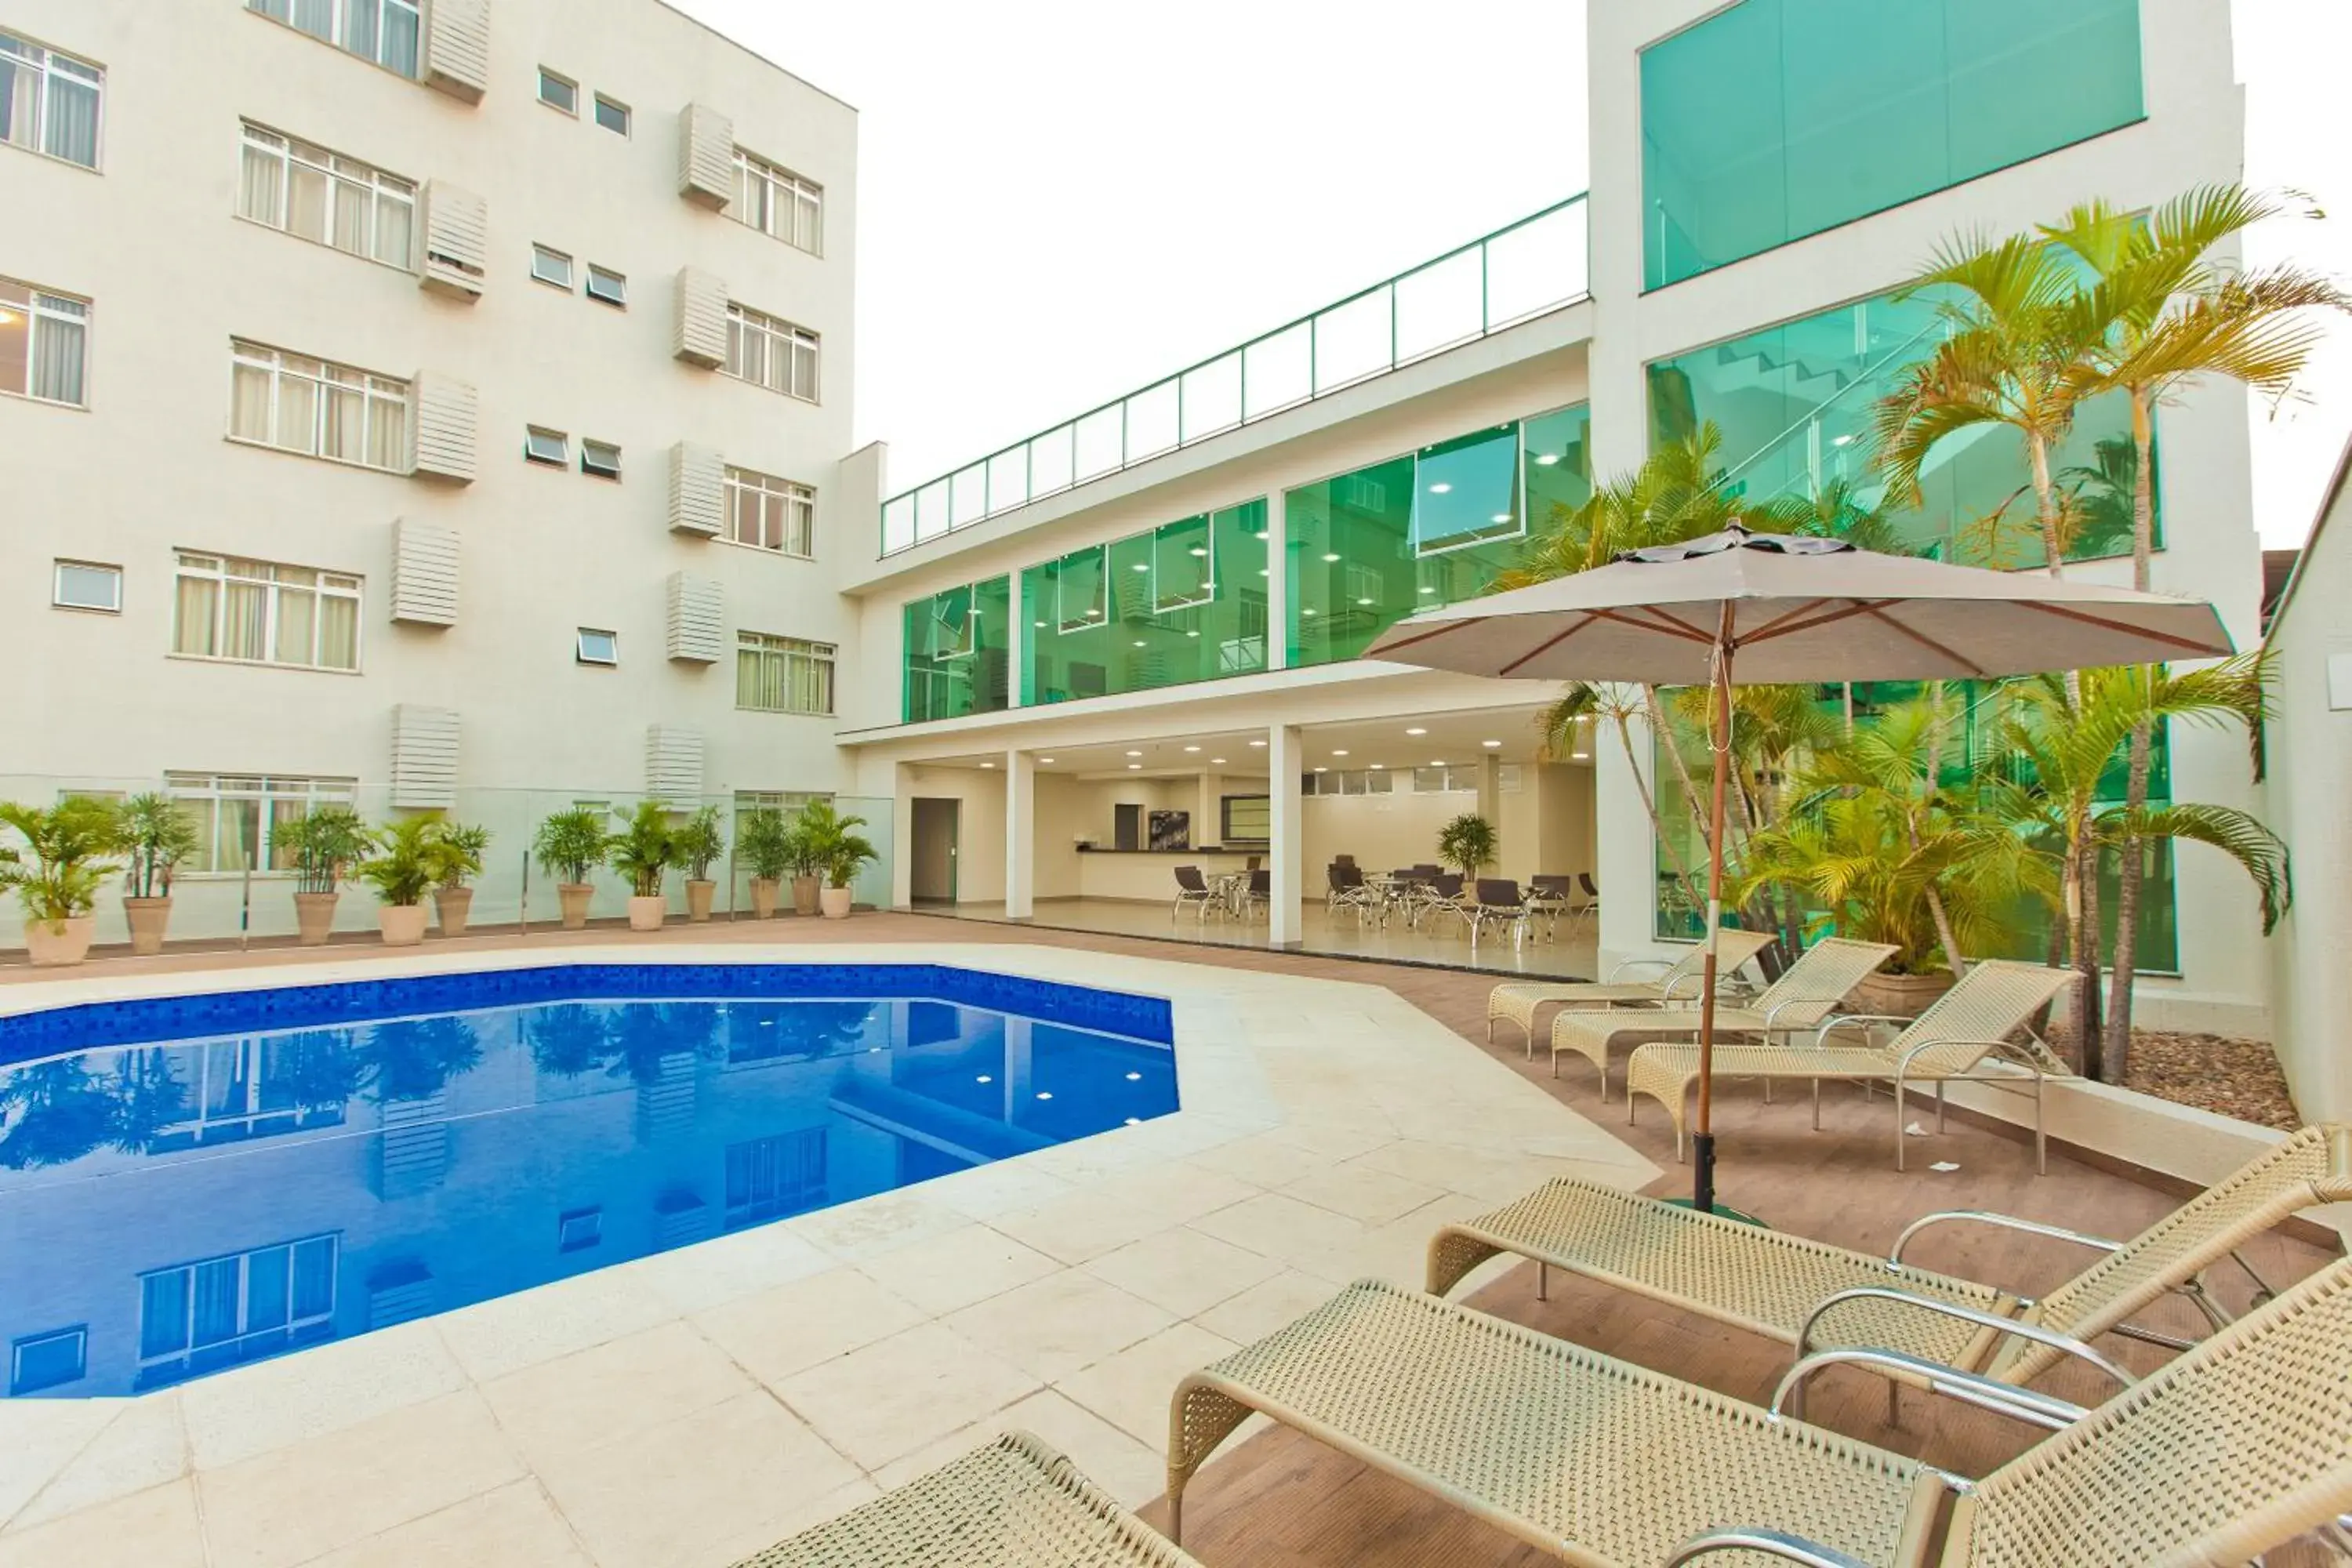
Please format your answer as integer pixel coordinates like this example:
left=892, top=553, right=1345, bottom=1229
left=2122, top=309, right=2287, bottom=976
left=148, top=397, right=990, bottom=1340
left=1167, top=1260, right=2352, bottom=1566
left=1548, top=935, right=1898, bottom=1095
left=1624, top=960, right=2075, bottom=1170
left=1425, top=1124, right=2352, bottom=1410
left=735, top=1429, right=1200, bottom=1567
left=1486, top=928, right=1777, bottom=1056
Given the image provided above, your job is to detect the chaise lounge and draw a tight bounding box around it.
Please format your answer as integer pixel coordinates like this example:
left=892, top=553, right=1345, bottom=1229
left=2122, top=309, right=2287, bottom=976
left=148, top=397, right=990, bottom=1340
left=1485, top=927, right=1777, bottom=1055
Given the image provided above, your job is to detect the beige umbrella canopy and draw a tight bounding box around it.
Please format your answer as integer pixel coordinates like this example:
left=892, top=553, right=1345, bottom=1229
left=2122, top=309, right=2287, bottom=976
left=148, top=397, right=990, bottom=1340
left=1365, top=525, right=2234, bottom=1211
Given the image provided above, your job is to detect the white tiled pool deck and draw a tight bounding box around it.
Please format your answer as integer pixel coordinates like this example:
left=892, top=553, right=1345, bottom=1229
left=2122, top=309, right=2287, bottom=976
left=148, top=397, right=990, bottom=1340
left=0, top=942, right=1657, bottom=1568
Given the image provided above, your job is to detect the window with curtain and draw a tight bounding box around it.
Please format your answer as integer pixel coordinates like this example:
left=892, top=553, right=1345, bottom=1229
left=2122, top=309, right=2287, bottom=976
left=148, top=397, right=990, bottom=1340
left=228, top=341, right=408, bottom=471
left=730, top=148, right=823, bottom=255
left=245, top=0, right=419, bottom=77
left=165, top=774, right=355, bottom=873
left=0, top=31, right=101, bottom=168
left=172, top=553, right=361, bottom=672
left=736, top=632, right=836, bottom=715
left=722, top=466, right=815, bottom=557
left=238, top=123, right=415, bottom=269
left=0, top=278, right=89, bottom=407
left=724, top=303, right=819, bottom=402
left=137, top=1234, right=338, bottom=1384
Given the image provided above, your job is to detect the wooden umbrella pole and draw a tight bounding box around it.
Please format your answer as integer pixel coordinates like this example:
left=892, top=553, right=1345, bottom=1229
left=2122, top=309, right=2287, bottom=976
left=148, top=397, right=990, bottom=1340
left=1693, top=604, right=1736, bottom=1215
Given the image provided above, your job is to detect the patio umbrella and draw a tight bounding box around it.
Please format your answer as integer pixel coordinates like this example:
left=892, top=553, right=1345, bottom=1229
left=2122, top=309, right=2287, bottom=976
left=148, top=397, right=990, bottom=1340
left=1364, top=524, right=2234, bottom=1212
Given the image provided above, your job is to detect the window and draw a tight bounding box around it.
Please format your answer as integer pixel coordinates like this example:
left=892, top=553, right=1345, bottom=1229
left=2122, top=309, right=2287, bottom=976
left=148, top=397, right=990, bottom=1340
left=593, top=94, right=630, bottom=136
left=557, top=1208, right=601, bottom=1251
left=736, top=632, right=835, bottom=716
left=537, top=68, right=576, bottom=114
left=724, top=1130, right=826, bottom=1228
left=724, top=303, right=818, bottom=401
left=237, top=124, right=415, bottom=270
left=172, top=553, right=361, bottom=672
left=0, top=279, right=89, bottom=407
left=731, top=148, right=822, bottom=254
left=165, top=774, right=358, bottom=874
left=586, top=264, right=626, bottom=307
left=246, top=0, right=419, bottom=78
left=524, top=426, right=568, bottom=466
left=10, top=1327, right=87, bottom=1395
left=52, top=560, right=120, bottom=612
left=0, top=31, right=102, bottom=168
left=228, top=341, right=408, bottom=471
left=581, top=439, right=620, bottom=479
left=137, top=1234, right=337, bottom=1385
left=529, top=244, right=572, bottom=289
left=575, top=628, right=617, bottom=666
left=722, top=467, right=814, bottom=557
left=1221, top=796, right=1271, bottom=843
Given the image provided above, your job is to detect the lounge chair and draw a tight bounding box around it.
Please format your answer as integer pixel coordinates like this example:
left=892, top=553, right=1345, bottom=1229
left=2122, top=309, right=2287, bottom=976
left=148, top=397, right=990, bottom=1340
left=736, top=1429, right=1200, bottom=1567
left=1548, top=935, right=1898, bottom=1095
left=1486, top=928, right=1777, bottom=1056
left=1425, top=1124, right=2352, bottom=1407
left=1170, top=866, right=1218, bottom=925
left=1166, top=1258, right=2352, bottom=1565
left=1624, top=960, right=2075, bottom=1169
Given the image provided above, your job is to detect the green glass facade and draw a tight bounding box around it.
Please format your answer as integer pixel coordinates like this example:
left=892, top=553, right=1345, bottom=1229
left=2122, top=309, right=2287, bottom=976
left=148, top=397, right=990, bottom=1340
left=1287, top=406, right=1592, bottom=669
left=1641, top=0, right=2144, bottom=290
left=1022, top=501, right=1271, bottom=705
left=901, top=576, right=1011, bottom=722
left=1646, top=289, right=2154, bottom=568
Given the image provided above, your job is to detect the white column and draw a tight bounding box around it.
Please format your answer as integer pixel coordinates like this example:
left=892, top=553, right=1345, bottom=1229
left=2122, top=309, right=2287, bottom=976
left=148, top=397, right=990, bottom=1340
left=1268, top=724, right=1304, bottom=946
left=1007, top=568, right=1029, bottom=708
left=1263, top=489, right=1288, bottom=673
left=1004, top=749, right=1034, bottom=919
left=1195, top=770, right=1221, bottom=848
left=890, top=763, right=915, bottom=909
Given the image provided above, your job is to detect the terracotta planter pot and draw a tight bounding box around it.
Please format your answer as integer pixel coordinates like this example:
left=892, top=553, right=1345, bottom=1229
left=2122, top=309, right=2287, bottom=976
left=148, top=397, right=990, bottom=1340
left=293, top=891, right=339, bottom=947
left=557, top=884, right=594, bottom=930
left=819, top=885, right=853, bottom=920
left=750, top=878, right=781, bottom=920
left=122, top=896, right=172, bottom=956
left=24, top=915, right=96, bottom=967
left=626, top=895, right=668, bottom=932
left=379, top=904, right=430, bottom=947
left=433, top=885, right=474, bottom=938
left=686, top=879, right=716, bottom=923
left=1842, top=969, right=1958, bottom=1030
left=791, top=875, right=821, bottom=916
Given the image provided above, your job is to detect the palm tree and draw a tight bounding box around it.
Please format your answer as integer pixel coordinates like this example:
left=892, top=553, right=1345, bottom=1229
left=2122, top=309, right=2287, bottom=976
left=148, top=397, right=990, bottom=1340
left=2040, top=185, right=2347, bottom=1069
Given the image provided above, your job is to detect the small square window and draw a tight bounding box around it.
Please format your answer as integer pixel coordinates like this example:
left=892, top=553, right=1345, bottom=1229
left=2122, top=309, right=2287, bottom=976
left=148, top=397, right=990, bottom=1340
left=576, top=628, right=618, bottom=666
left=10, top=1327, right=87, bottom=1395
left=53, top=561, right=122, bottom=613
left=525, top=427, right=570, bottom=466
left=593, top=95, right=630, bottom=136
left=586, top=265, right=626, bottom=307
left=530, top=245, right=573, bottom=289
left=538, top=69, right=577, bottom=114
left=557, top=1207, right=602, bottom=1251
left=581, top=440, right=621, bottom=479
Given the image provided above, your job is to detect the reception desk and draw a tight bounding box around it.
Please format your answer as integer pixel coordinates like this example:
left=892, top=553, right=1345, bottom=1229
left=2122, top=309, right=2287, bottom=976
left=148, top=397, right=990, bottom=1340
left=1071, top=847, right=1263, bottom=903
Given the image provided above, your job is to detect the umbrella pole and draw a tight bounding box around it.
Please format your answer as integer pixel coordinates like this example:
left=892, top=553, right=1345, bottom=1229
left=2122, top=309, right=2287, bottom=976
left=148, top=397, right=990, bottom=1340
left=1693, top=612, right=1735, bottom=1215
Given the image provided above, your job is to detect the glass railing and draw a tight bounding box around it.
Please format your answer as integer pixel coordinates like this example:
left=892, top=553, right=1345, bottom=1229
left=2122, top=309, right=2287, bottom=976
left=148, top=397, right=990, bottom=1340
left=879, top=194, right=1592, bottom=558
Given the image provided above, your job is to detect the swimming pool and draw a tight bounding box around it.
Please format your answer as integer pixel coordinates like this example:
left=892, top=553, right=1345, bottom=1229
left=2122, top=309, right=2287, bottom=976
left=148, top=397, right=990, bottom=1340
left=0, top=964, right=1178, bottom=1398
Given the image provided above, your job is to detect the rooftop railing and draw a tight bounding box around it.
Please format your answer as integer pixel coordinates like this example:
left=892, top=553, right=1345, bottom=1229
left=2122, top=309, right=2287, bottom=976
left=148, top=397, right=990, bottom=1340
left=879, top=194, right=1591, bottom=558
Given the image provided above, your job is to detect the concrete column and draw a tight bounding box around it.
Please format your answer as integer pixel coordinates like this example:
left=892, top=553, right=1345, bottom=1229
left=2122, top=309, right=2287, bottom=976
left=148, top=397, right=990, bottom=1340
left=1195, top=771, right=1222, bottom=848
left=1007, top=570, right=1029, bottom=708
left=890, top=763, right=916, bottom=909
left=1263, top=489, right=1288, bottom=673
left=1268, top=724, right=1304, bottom=946
left=1478, top=754, right=1502, bottom=833
left=1004, top=750, right=1034, bottom=919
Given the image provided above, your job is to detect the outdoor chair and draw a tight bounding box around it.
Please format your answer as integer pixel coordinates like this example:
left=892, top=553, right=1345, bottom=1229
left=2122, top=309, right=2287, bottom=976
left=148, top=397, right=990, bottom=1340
left=735, top=1429, right=1200, bottom=1567
left=1237, top=869, right=1270, bottom=921
left=1326, top=864, right=1377, bottom=924
left=1525, top=873, right=1576, bottom=937
left=1424, top=872, right=1472, bottom=935
left=1624, top=960, right=2077, bottom=1170
left=1486, top=928, right=1777, bottom=1056
left=1470, top=878, right=1532, bottom=949
left=1425, top=1124, right=2352, bottom=1417
left=1170, top=865, right=1218, bottom=925
left=1548, top=936, right=1898, bottom=1096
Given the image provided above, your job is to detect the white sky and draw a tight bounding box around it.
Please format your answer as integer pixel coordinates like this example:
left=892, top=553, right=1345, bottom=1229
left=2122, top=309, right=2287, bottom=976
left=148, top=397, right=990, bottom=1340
left=674, top=0, right=2350, bottom=550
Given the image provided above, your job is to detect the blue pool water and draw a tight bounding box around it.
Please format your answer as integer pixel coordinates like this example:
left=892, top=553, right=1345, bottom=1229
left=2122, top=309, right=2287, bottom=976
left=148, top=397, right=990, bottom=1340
left=0, top=964, right=1177, bottom=1398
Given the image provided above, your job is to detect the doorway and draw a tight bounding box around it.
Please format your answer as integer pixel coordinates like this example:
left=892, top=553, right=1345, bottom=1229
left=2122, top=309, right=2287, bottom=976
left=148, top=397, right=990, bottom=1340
left=909, top=797, right=960, bottom=903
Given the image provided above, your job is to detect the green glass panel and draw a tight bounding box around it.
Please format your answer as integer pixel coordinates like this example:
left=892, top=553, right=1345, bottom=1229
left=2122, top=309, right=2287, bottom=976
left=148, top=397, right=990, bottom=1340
left=1020, top=499, right=1268, bottom=706
left=1523, top=404, right=1594, bottom=536
left=901, top=575, right=1010, bottom=722
left=1414, top=425, right=1523, bottom=551
left=1641, top=0, right=2143, bottom=289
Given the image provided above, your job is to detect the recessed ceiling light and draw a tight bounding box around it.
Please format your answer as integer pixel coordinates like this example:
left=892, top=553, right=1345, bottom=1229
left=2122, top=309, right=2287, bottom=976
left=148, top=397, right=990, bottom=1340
left=1189, top=546, right=1207, bottom=557
left=1428, top=481, right=1452, bottom=494
left=1036, top=1091, right=1053, bottom=1101
left=980, top=761, right=995, bottom=769
left=1039, top=757, right=1055, bottom=764
left=1302, top=607, right=1317, bottom=616
left=1571, top=751, right=1590, bottom=760
left=1087, top=608, right=1102, bottom=618
left=1534, top=452, right=1560, bottom=466
left=1033, top=619, right=1047, bottom=627
left=1314, top=766, right=1328, bottom=772
left=976, top=1074, right=993, bottom=1084
left=1482, top=739, right=1501, bottom=749
left=1832, top=433, right=1855, bottom=447
left=1490, top=512, right=1512, bottom=524
left=1132, top=639, right=1147, bottom=647
left=1254, top=530, right=1269, bottom=540
left=1248, top=739, right=1266, bottom=747
left=1127, top=763, right=1142, bottom=770
left=1130, top=562, right=1149, bottom=572
left=1258, top=568, right=1269, bottom=577
left=1356, top=597, right=1373, bottom=605
left=1123, top=1116, right=1141, bottom=1125
left=1418, top=585, right=1437, bottom=594
left=1125, top=750, right=1142, bottom=757
left=1430, top=758, right=1445, bottom=765
left=1406, top=727, right=1427, bottom=736
left=1332, top=749, right=1349, bottom=757
left=1124, top=1071, right=1142, bottom=1081
left=1185, top=629, right=1200, bottom=637
left=1321, top=552, right=1341, bottom=563
left=1368, top=762, right=1385, bottom=769
left=1211, top=757, right=1225, bottom=764
left=1183, top=745, right=1200, bottom=753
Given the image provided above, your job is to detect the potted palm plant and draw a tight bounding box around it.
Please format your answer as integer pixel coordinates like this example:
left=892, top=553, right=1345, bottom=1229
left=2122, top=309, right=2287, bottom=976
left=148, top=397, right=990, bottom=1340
left=281, top=805, right=368, bottom=946
left=739, top=808, right=791, bottom=919
left=608, top=800, right=676, bottom=931
left=788, top=801, right=835, bottom=916
left=1436, top=813, right=1498, bottom=884
left=1, top=798, right=122, bottom=967
left=673, top=805, right=724, bottom=923
left=114, top=791, right=197, bottom=956
left=424, top=820, right=490, bottom=938
left=797, top=800, right=876, bottom=920
left=533, top=806, right=608, bottom=930
left=355, top=816, right=438, bottom=946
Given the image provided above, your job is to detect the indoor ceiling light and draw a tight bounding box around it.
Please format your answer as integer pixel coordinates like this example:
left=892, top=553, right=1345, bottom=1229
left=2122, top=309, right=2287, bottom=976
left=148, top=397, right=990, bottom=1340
left=1832, top=433, right=1855, bottom=447
left=1302, top=607, right=1317, bottom=615
left=1039, top=757, right=1054, bottom=764
left=1185, top=629, right=1200, bottom=637
left=1125, top=750, right=1142, bottom=757
left=1127, top=763, right=1142, bottom=770
left=1257, top=568, right=1269, bottom=577
left=1534, top=452, right=1560, bottom=466
left=1428, top=481, right=1452, bottom=494
left=980, top=762, right=994, bottom=769
left=1490, top=512, right=1512, bottom=524
left=1430, top=758, right=1445, bottom=765
left=1321, top=552, right=1340, bottom=562
left=1571, top=751, right=1590, bottom=760
left=1189, top=546, right=1207, bottom=557
left=1406, top=727, right=1427, bottom=736
left=1482, top=739, right=1501, bottom=749
left=1332, top=749, right=1349, bottom=757
left=976, top=1074, right=993, bottom=1084
left=1254, top=529, right=1269, bottom=540
left=1033, top=619, right=1047, bottom=628
left=1132, top=639, right=1146, bottom=647
left=1418, top=585, right=1437, bottom=594
left=1130, top=562, right=1149, bottom=572
left=1248, top=739, right=1266, bottom=747
left=1356, top=597, right=1373, bottom=606
left=1087, top=608, right=1102, bottom=618
left=1036, top=1091, right=1053, bottom=1101
left=1314, top=766, right=1327, bottom=772
left=1211, top=757, right=1226, bottom=764
left=1368, top=762, right=1385, bottom=769
left=1183, top=745, right=1200, bottom=752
